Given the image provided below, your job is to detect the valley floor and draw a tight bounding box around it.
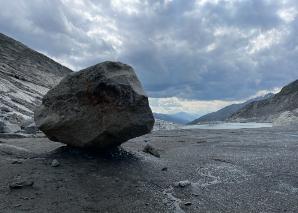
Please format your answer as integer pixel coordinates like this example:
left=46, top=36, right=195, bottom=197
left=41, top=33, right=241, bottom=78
left=0, top=126, right=298, bottom=212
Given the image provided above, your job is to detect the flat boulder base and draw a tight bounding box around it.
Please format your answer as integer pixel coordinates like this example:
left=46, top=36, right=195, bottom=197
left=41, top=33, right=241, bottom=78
left=34, top=61, right=154, bottom=149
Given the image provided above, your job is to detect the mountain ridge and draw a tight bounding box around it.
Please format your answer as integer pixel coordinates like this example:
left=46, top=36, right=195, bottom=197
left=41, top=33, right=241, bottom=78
left=230, top=80, right=298, bottom=122
left=0, top=33, right=72, bottom=132
left=189, top=93, right=274, bottom=124
left=154, top=112, right=198, bottom=124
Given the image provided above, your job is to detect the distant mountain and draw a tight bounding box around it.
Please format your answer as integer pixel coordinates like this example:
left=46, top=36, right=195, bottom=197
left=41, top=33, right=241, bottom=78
left=189, top=93, right=274, bottom=124
left=171, top=112, right=199, bottom=122
left=0, top=33, right=72, bottom=133
left=230, top=80, right=298, bottom=122
left=154, top=113, right=188, bottom=124
left=154, top=112, right=198, bottom=124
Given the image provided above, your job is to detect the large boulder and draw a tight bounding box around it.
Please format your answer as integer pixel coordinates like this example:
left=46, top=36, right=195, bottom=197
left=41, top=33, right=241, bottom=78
left=34, top=61, right=154, bottom=149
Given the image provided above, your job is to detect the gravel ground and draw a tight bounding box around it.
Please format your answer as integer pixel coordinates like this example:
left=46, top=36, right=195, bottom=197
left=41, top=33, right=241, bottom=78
left=0, top=126, right=298, bottom=212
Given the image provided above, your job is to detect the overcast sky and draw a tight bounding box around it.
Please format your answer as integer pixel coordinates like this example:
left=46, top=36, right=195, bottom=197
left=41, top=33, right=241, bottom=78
left=1, top=0, right=298, bottom=115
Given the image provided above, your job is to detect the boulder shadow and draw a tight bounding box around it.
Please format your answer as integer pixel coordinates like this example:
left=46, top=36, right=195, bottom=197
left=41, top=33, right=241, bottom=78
left=45, top=145, right=139, bottom=163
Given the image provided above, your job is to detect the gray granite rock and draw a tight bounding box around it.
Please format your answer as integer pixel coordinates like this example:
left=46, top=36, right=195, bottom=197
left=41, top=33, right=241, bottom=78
left=51, top=159, right=60, bottom=167
left=143, top=144, right=160, bottom=158
left=35, top=61, right=154, bottom=149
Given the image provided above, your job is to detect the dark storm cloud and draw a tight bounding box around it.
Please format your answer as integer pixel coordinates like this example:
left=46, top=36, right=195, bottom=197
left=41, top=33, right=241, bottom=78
left=0, top=0, right=298, bottom=100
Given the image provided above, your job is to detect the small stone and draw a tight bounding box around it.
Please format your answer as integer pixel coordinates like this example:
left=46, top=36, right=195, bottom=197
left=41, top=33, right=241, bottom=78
left=12, top=160, right=23, bottom=164
left=143, top=144, right=160, bottom=158
left=161, top=167, right=168, bottom=171
left=51, top=159, right=60, bottom=167
left=173, top=182, right=179, bottom=187
left=192, top=193, right=199, bottom=197
left=177, top=180, right=191, bottom=187
left=145, top=203, right=149, bottom=206
left=184, top=202, right=192, bottom=206
left=9, top=179, right=34, bottom=189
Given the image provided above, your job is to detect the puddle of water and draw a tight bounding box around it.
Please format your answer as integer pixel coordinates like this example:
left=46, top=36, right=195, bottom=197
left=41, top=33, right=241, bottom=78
left=183, top=122, right=272, bottom=130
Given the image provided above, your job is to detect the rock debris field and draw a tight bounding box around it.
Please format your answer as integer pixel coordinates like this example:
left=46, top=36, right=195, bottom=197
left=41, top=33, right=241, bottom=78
left=0, top=126, right=298, bottom=212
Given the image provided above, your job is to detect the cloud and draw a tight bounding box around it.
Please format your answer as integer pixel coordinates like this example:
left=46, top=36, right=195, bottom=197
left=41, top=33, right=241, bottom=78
left=0, top=0, right=298, bottom=105
left=149, top=97, right=241, bottom=115
left=149, top=86, right=280, bottom=115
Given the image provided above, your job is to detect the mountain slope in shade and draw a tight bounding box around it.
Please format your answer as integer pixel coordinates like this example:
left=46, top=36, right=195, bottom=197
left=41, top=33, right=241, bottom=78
left=189, top=93, right=274, bottom=124
left=0, top=33, right=72, bottom=131
left=154, top=112, right=198, bottom=124
left=171, top=112, right=199, bottom=123
left=230, top=80, right=298, bottom=122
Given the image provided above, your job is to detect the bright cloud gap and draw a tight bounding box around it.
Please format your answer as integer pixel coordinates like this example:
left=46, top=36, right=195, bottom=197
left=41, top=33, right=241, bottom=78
left=149, top=87, right=281, bottom=115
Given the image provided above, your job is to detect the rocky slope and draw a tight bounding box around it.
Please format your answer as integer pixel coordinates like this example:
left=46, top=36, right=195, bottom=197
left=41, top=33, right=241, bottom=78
left=189, top=93, right=273, bottom=124
left=0, top=33, right=72, bottom=132
left=230, top=80, right=298, bottom=122
left=273, top=109, right=298, bottom=126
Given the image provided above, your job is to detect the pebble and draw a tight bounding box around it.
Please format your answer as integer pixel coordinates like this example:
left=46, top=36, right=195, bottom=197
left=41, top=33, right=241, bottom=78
left=177, top=180, right=191, bottom=187
left=161, top=167, right=168, bottom=171
left=184, top=202, right=192, bottom=206
left=9, top=179, right=34, bottom=189
left=143, top=144, right=160, bottom=158
left=12, top=160, right=23, bottom=164
left=51, top=159, right=60, bottom=167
